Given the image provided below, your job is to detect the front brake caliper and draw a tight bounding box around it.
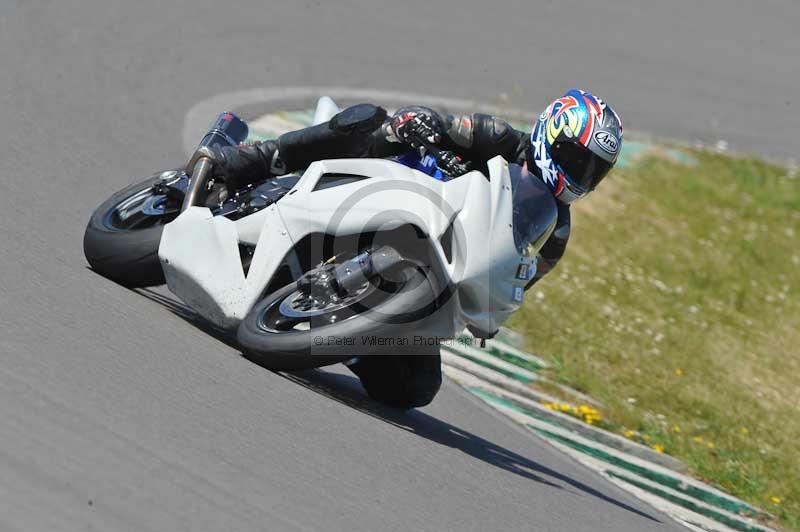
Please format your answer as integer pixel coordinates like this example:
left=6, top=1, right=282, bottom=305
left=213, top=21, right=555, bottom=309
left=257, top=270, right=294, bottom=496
left=297, top=265, right=341, bottom=306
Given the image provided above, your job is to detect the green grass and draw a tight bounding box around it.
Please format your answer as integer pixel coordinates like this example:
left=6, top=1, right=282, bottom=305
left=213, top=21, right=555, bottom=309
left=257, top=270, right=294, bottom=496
left=507, top=149, right=800, bottom=530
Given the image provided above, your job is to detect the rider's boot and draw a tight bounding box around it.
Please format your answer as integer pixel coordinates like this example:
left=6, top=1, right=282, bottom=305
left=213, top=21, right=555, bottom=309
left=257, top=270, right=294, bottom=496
left=275, top=103, right=387, bottom=170
left=215, top=103, right=387, bottom=190
left=216, top=140, right=286, bottom=190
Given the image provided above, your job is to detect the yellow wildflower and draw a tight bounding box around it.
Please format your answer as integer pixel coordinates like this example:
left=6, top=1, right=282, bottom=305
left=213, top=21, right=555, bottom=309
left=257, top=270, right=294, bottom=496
left=652, top=444, right=665, bottom=453
left=624, top=430, right=635, bottom=439
left=770, top=496, right=782, bottom=505
left=671, top=425, right=682, bottom=433
left=693, top=436, right=704, bottom=444
left=740, top=427, right=749, bottom=436
left=674, top=368, right=684, bottom=376
left=707, top=441, right=715, bottom=449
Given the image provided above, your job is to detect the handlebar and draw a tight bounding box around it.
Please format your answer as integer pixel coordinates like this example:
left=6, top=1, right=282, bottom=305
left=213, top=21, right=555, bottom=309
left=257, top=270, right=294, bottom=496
left=410, top=135, right=473, bottom=178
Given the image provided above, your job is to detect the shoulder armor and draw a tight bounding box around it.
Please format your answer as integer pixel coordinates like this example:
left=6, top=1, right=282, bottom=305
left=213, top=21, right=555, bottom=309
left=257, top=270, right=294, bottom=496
left=445, top=114, right=475, bottom=148
left=473, top=114, right=514, bottom=144
left=471, top=114, right=523, bottom=160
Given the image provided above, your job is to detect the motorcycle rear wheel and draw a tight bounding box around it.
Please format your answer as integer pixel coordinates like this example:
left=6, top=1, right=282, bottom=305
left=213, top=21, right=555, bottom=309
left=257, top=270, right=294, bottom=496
left=83, top=174, right=181, bottom=287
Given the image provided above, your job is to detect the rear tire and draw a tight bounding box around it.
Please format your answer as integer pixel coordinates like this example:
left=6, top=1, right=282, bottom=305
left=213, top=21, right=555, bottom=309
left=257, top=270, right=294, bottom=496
left=83, top=176, right=179, bottom=287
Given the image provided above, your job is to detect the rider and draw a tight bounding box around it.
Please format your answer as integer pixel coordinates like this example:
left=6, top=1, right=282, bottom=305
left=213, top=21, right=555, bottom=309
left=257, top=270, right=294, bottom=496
left=200, top=89, right=623, bottom=408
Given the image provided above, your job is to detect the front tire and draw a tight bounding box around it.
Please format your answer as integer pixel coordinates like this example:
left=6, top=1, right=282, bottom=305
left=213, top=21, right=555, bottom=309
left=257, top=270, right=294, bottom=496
left=237, top=266, right=438, bottom=371
left=347, top=348, right=442, bottom=409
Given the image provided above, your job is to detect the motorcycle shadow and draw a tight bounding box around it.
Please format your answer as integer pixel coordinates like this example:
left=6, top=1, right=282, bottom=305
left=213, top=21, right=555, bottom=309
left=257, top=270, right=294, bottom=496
left=135, top=286, right=659, bottom=524
left=135, top=287, right=238, bottom=347
left=282, top=367, right=661, bottom=525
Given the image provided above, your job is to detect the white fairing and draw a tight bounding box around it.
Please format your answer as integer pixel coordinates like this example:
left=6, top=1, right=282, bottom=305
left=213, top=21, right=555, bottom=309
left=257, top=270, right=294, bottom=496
left=312, top=96, right=341, bottom=125
left=159, top=98, right=548, bottom=335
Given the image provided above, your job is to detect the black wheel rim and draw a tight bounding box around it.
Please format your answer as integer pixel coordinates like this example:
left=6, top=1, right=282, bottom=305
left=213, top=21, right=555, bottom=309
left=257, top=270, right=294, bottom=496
left=102, top=173, right=184, bottom=232
left=256, top=273, right=411, bottom=334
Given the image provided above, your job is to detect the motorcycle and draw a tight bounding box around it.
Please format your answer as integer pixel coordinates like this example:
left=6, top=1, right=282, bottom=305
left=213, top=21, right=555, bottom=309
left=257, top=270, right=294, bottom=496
left=83, top=97, right=558, bottom=370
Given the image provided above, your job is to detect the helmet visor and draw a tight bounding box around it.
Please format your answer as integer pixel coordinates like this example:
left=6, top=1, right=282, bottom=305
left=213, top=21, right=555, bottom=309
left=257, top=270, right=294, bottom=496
left=550, top=141, right=613, bottom=192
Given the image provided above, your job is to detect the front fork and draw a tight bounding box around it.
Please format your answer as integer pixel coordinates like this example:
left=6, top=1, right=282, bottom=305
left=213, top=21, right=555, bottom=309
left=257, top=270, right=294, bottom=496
left=296, top=246, right=408, bottom=304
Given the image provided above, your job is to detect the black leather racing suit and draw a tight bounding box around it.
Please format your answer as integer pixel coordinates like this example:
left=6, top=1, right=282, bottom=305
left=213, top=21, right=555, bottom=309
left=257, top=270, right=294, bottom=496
left=222, top=105, right=571, bottom=289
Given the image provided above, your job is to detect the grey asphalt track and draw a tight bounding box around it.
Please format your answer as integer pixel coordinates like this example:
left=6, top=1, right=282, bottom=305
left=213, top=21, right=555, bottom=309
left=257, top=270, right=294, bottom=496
left=1, top=1, right=796, bottom=531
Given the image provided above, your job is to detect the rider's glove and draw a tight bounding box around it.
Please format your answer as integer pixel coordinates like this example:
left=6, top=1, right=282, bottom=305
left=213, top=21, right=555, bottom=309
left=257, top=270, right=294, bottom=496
left=435, top=150, right=472, bottom=177
left=390, top=107, right=443, bottom=148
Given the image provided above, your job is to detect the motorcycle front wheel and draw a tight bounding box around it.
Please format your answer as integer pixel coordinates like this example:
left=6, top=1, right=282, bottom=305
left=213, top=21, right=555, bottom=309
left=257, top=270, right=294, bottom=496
left=237, top=265, right=439, bottom=371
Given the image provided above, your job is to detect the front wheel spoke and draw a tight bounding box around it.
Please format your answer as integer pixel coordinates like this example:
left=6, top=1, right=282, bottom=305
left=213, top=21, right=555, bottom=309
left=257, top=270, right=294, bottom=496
left=270, top=313, right=305, bottom=331
left=261, top=279, right=384, bottom=333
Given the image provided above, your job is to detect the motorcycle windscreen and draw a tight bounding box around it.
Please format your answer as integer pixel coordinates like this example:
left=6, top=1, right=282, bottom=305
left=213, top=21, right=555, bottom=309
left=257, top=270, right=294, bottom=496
left=509, top=164, right=559, bottom=257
